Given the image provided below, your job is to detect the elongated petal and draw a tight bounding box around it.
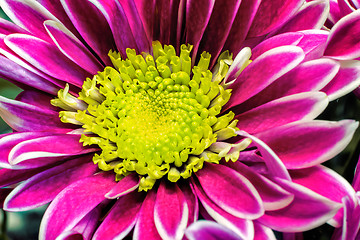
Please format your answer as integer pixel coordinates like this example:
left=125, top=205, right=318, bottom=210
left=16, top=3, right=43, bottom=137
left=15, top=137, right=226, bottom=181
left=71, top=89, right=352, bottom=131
left=5, top=34, right=91, bottom=87
left=321, top=60, right=360, bottom=101
left=181, top=184, right=198, bottom=225
left=225, top=46, right=305, bottom=110
left=225, top=161, right=294, bottom=211
left=195, top=163, right=264, bottom=219
left=0, top=17, right=28, bottom=35
left=0, top=167, right=47, bottom=188
left=93, top=192, right=143, bottom=240
left=254, top=120, right=358, bottom=169
left=44, top=20, right=103, bottom=75
left=4, top=155, right=98, bottom=211
left=133, top=190, right=162, bottom=240
left=258, top=178, right=342, bottom=232
left=185, top=221, right=243, bottom=240
left=236, top=92, right=328, bottom=134
left=0, top=0, right=60, bottom=41
left=253, top=222, right=277, bottom=240
left=154, top=181, right=188, bottom=240
left=248, top=0, right=304, bottom=37
left=0, top=96, right=70, bottom=132
left=297, top=30, right=328, bottom=61
left=39, top=172, right=116, bottom=240
left=8, top=134, right=98, bottom=169
left=105, top=173, right=139, bottom=199
left=325, top=10, right=360, bottom=60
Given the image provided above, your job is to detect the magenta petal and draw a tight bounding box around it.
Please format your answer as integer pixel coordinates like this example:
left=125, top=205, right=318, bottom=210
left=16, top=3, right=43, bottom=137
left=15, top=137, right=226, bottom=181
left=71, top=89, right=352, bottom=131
left=248, top=0, right=304, bottom=37
left=225, top=46, right=305, bottom=110
left=325, top=10, right=360, bottom=60
left=0, top=17, right=28, bottom=35
left=195, top=163, right=264, bottom=219
left=154, top=181, right=189, bottom=240
left=44, top=20, right=103, bottom=75
left=296, top=30, right=328, bottom=61
left=0, top=0, right=59, bottom=41
left=254, top=120, right=358, bottom=169
left=0, top=167, right=47, bottom=188
left=93, top=192, right=143, bottom=240
left=321, top=60, right=360, bottom=101
left=340, top=196, right=360, bottom=240
left=39, top=172, right=116, bottom=240
left=105, top=173, right=140, bottom=199
left=8, top=134, right=98, bottom=169
left=5, top=34, right=91, bottom=87
left=4, top=155, right=98, bottom=211
left=181, top=184, right=199, bottom=225
left=185, top=221, right=243, bottom=240
left=253, top=221, right=276, bottom=240
left=133, top=190, right=162, bottom=240
left=225, top=161, right=294, bottom=211
left=258, top=178, right=342, bottom=232
left=236, top=92, right=328, bottom=134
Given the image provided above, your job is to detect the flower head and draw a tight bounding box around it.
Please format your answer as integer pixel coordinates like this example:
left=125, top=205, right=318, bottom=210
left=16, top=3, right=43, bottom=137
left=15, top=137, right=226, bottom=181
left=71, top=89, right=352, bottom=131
left=0, top=0, right=359, bottom=239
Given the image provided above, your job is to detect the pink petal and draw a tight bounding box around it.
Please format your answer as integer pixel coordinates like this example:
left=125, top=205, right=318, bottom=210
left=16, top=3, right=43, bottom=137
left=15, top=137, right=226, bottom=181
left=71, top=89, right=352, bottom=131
left=133, top=190, right=162, bottom=240
left=297, top=29, right=329, bottom=61
left=0, top=17, right=28, bottom=35
left=195, top=163, right=264, bottom=219
left=93, top=191, right=143, bottom=240
left=253, top=221, right=277, bottom=240
left=247, top=0, right=304, bottom=37
left=258, top=178, right=342, bottom=232
left=181, top=184, right=199, bottom=226
left=105, top=172, right=140, bottom=199
left=225, top=46, right=305, bottom=110
left=154, top=181, right=189, bottom=240
left=325, top=10, right=360, bottom=60
left=236, top=92, right=328, bottom=134
left=4, top=155, right=98, bottom=211
left=0, top=167, right=47, bottom=188
left=185, top=221, right=243, bottom=240
left=5, top=34, right=91, bottom=87
left=39, top=172, right=116, bottom=240
left=254, top=120, right=358, bottom=169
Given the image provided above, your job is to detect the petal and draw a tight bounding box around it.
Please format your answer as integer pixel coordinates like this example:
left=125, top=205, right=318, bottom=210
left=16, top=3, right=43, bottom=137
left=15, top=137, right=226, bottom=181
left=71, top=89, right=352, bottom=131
left=5, top=34, right=91, bottom=87
left=185, top=220, right=243, bottom=240
left=254, top=120, right=358, bottom=169
left=60, top=0, right=116, bottom=65
left=8, top=134, right=99, bottom=169
left=44, top=20, right=103, bottom=75
left=105, top=172, right=140, bottom=199
left=133, top=190, right=162, bottom=240
left=0, top=95, right=70, bottom=132
left=225, top=161, right=294, bottom=211
left=181, top=184, right=199, bottom=225
left=324, top=10, right=360, bottom=60
left=4, top=155, right=98, bottom=211
left=0, top=167, right=47, bottom=188
left=258, top=178, right=342, bottom=232
left=253, top=221, right=277, bottom=240
left=0, top=17, right=28, bottom=35
left=321, top=60, right=360, bottom=101
left=195, top=163, right=264, bottom=219
left=154, top=181, right=189, bottom=240
left=296, top=29, right=328, bottom=61
left=39, top=172, right=116, bottom=240
left=247, top=0, right=304, bottom=37
left=236, top=92, right=329, bottom=134
left=225, top=46, right=305, bottom=110
left=93, top=191, right=143, bottom=240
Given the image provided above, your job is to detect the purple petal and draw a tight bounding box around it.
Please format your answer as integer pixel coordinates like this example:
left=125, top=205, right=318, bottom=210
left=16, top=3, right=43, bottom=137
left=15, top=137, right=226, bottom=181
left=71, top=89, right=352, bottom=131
left=8, top=134, right=98, bottom=169
left=225, top=161, right=294, bottom=211
left=195, top=163, right=264, bottom=219
left=225, top=46, right=305, bottom=110
left=254, top=120, right=358, bottom=169
left=44, top=20, right=103, bottom=75
left=5, top=34, right=91, bottom=87
left=253, top=222, right=276, bottom=240
left=15, top=90, right=59, bottom=110
left=154, top=181, right=188, bottom=240
left=4, top=155, right=98, bottom=211
left=0, top=17, right=28, bottom=35
left=133, top=190, right=162, bottom=240
left=60, top=0, right=116, bottom=65
left=0, top=0, right=60, bottom=41
left=321, top=60, right=360, bottom=100
left=247, top=0, right=304, bottom=37
left=93, top=191, right=143, bottom=240
left=0, top=167, right=47, bottom=188
left=105, top=172, right=140, bottom=199
left=325, top=10, right=360, bottom=60
left=236, top=92, right=328, bottom=134
left=296, top=30, right=328, bottom=61
left=181, top=184, right=199, bottom=225
left=340, top=195, right=360, bottom=240
left=39, top=172, right=116, bottom=240
left=185, top=220, right=243, bottom=240
left=258, top=178, right=342, bottom=232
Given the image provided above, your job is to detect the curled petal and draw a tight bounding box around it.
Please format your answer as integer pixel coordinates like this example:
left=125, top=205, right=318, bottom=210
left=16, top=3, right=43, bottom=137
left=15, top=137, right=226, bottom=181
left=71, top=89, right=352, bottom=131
left=105, top=173, right=140, bottom=199
left=185, top=220, right=243, bottom=240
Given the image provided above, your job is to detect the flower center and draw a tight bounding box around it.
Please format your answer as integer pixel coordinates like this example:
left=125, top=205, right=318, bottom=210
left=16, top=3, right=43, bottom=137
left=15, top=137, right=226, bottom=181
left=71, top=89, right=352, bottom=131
left=52, top=42, right=251, bottom=191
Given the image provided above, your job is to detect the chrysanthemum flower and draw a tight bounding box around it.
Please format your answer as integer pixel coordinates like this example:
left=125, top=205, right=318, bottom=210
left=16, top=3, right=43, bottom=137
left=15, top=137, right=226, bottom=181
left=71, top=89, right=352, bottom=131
left=0, top=0, right=359, bottom=239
